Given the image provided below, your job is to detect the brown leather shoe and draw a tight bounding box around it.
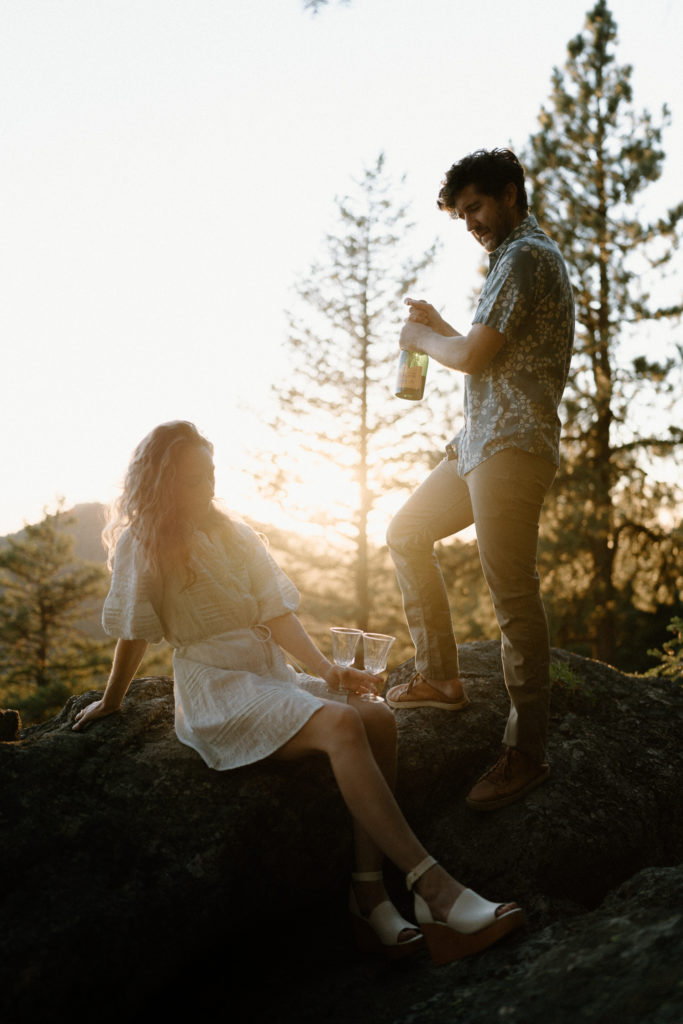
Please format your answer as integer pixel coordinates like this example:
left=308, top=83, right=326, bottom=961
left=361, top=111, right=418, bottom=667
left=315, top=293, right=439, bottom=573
left=385, top=672, right=469, bottom=711
left=466, top=747, right=549, bottom=811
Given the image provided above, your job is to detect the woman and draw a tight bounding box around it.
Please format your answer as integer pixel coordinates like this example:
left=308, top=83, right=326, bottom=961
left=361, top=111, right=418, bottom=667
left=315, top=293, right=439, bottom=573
left=73, top=420, right=524, bottom=965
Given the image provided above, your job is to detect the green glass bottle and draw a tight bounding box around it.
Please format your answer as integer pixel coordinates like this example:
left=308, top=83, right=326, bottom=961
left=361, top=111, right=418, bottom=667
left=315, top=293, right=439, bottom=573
left=394, top=349, right=429, bottom=400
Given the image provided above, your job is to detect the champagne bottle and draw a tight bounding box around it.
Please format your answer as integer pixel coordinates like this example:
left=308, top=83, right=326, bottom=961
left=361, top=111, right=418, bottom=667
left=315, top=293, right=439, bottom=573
left=394, top=349, right=429, bottom=400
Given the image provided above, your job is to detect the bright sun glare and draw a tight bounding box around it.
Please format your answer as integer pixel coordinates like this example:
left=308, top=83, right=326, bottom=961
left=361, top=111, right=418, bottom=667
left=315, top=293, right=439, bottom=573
left=215, top=444, right=411, bottom=548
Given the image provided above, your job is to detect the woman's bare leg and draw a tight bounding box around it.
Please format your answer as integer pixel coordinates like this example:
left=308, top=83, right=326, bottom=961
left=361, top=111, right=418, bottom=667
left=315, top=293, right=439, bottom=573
left=346, top=697, right=397, bottom=871
left=272, top=701, right=467, bottom=919
left=341, top=697, right=418, bottom=939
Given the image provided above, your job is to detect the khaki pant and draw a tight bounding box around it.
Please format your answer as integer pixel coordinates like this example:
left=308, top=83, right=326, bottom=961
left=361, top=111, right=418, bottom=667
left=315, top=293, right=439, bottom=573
left=387, top=446, right=556, bottom=763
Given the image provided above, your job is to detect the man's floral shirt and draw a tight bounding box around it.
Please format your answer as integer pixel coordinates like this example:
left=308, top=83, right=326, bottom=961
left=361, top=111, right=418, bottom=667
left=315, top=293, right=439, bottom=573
left=452, top=215, right=574, bottom=475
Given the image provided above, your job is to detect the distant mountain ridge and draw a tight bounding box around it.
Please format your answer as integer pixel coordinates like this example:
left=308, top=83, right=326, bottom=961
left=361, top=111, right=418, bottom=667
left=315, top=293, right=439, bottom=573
left=63, top=503, right=110, bottom=563
left=0, top=503, right=379, bottom=653
left=2, top=502, right=341, bottom=569
left=0, top=503, right=109, bottom=565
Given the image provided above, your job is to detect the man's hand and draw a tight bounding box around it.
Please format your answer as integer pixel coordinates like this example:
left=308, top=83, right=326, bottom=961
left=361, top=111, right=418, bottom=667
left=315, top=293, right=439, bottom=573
left=398, top=317, right=434, bottom=353
left=404, top=297, right=453, bottom=336
left=401, top=297, right=506, bottom=375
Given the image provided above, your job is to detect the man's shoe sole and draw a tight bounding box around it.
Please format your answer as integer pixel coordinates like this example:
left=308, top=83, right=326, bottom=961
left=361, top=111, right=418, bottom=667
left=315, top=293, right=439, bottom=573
left=386, top=694, right=469, bottom=711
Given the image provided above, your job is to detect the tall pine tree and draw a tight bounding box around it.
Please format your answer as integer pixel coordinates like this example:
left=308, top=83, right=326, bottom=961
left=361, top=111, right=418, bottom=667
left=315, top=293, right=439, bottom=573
left=268, top=154, right=454, bottom=631
left=523, top=0, right=682, bottom=665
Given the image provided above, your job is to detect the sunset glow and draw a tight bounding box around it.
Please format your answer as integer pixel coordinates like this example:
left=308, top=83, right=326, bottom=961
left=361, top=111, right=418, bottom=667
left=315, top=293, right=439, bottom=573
left=1, top=0, right=681, bottom=540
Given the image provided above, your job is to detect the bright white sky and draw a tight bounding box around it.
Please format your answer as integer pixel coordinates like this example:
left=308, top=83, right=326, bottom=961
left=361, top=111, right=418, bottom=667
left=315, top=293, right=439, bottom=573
left=1, top=0, right=681, bottom=539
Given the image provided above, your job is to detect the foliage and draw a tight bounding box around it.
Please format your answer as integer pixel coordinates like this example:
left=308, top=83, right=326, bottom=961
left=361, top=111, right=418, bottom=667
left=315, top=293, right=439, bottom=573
left=549, top=657, right=596, bottom=705
left=0, top=506, right=111, bottom=722
left=645, top=616, right=683, bottom=682
left=267, top=154, right=459, bottom=630
left=304, top=0, right=350, bottom=11
left=523, top=0, right=683, bottom=667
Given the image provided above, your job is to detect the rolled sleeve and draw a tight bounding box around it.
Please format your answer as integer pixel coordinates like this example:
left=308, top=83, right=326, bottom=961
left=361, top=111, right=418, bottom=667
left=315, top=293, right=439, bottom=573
left=237, top=523, right=300, bottom=622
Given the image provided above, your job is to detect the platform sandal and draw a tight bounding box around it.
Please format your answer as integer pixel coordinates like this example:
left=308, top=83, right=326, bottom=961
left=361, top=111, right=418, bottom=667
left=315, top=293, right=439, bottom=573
left=405, top=856, right=525, bottom=966
left=349, top=871, right=425, bottom=960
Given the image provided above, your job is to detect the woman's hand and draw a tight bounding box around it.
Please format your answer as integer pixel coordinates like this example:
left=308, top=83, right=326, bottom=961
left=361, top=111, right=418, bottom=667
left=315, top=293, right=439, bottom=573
left=323, top=664, right=381, bottom=697
left=72, top=698, right=120, bottom=732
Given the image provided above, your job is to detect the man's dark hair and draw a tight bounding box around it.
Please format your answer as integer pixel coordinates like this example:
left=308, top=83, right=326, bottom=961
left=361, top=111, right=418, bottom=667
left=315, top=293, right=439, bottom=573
left=437, top=148, right=529, bottom=218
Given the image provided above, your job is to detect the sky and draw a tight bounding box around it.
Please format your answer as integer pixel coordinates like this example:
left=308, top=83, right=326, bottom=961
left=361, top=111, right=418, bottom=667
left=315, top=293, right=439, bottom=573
left=1, top=0, right=681, bottom=540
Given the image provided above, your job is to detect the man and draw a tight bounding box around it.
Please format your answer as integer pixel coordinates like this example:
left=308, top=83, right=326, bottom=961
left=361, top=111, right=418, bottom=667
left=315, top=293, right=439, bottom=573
left=386, top=148, right=574, bottom=811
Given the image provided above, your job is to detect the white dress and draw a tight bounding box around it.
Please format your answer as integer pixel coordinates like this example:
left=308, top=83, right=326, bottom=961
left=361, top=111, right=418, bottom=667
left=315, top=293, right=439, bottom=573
left=102, top=519, right=336, bottom=770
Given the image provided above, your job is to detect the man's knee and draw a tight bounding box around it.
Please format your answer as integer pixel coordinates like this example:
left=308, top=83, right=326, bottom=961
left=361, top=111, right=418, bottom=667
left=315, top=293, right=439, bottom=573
left=385, top=512, right=401, bottom=552
left=386, top=510, right=421, bottom=555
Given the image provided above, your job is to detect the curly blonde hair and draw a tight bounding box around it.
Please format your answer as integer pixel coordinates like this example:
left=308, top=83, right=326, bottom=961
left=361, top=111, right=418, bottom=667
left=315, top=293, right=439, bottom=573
left=103, top=420, right=232, bottom=580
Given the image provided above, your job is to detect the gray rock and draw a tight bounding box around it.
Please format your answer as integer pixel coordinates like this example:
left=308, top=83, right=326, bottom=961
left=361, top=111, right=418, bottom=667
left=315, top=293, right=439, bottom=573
left=1, top=641, right=681, bottom=1023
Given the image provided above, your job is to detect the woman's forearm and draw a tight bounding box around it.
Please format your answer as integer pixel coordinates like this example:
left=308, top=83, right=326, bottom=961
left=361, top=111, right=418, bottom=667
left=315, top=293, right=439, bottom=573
left=265, top=612, right=382, bottom=696
left=102, top=638, right=149, bottom=709
left=265, top=613, right=331, bottom=677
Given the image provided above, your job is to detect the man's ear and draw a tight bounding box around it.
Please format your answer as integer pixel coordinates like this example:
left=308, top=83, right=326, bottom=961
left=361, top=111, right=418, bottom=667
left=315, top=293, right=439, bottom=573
left=504, top=182, right=518, bottom=208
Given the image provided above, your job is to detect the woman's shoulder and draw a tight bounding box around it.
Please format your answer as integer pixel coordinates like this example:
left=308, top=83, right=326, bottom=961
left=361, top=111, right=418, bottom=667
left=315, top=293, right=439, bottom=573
left=228, top=516, right=269, bottom=549
left=111, top=526, right=152, bottom=576
left=109, top=525, right=134, bottom=560
left=203, top=514, right=264, bottom=564
left=222, top=519, right=283, bottom=577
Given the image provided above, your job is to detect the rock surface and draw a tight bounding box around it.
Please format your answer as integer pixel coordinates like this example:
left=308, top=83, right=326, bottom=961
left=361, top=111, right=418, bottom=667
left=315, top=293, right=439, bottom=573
left=1, top=641, right=682, bottom=1023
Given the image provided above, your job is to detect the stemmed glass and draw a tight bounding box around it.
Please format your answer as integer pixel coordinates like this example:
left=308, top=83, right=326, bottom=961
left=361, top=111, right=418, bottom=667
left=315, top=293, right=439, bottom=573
left=361, top=632, right=395, bottom=702
left=330, top=626, right=363, bottom=667
left=329, top=626, right=396, bottom=702
left=328, top=627, right=363, bottom=694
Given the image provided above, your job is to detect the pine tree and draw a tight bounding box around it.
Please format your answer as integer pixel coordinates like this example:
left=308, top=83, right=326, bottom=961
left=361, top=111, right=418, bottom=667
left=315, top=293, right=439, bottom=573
left=303, top=0, right=349, bottom=12
left=523, top=0, right=683, bottom=665
left=0, top=507, right=111, bottom=720
left=268, top=154, right=454, bottom=630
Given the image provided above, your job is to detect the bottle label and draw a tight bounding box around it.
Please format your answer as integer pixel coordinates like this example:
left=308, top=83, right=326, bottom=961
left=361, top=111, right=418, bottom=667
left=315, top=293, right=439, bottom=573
left=398, top=365, right=424, bottom=389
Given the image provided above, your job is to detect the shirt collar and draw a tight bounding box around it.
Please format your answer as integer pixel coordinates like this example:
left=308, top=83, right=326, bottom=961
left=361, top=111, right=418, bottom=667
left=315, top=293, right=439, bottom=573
left=488, top=214, right=538, bottom=269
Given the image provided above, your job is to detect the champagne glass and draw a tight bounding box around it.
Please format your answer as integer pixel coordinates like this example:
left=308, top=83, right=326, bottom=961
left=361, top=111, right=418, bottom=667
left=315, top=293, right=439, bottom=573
left=361, top=632, right=396, bottom=702
left=329, top=627, right=363, bottom=694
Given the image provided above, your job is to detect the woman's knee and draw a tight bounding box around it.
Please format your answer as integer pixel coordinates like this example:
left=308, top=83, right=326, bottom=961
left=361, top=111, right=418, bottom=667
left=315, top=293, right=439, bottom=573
left=352, top=696, right=398, bottom=742
left=327, top=701, right=367, bottom=740
left=319, top=704, right=375, bottom=765
left=272, top=703, right=361, bottom=761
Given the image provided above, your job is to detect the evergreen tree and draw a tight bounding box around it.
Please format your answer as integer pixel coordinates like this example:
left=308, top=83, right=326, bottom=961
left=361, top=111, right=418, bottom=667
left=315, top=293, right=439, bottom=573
left=0, top=507, right=111, bottom=721
left=523, top=0, right=683, bottom=665
left=268, top=154, right=455, bottom=630
left=303, top=0, right=349, bottom=12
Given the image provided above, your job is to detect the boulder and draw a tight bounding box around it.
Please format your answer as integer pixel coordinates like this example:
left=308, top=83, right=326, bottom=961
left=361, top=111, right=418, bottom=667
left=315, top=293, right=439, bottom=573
left=1, top=641, right=682, bottom=1023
